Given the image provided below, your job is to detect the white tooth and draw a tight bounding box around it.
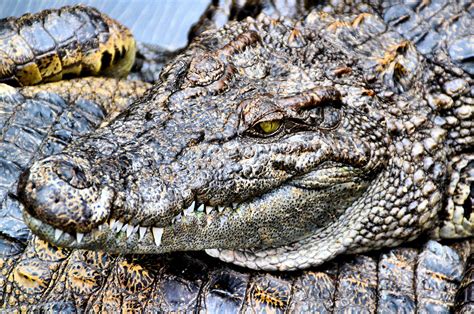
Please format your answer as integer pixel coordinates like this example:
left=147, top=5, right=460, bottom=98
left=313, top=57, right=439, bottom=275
left=77, top=232, right=84, bottom=244
left=98, top=225, right=103, bottom=231
left=109, top=218, right=116, bottom=230
left=139, top=227, right=147, bottom=241
left=184, top=201, right=195, bottom=216
left=205, top=205, right=213, bottom=214
left=54, top=229, right=63, bottom=241
left=232, top=203, right=238, bottom=209
left=152, top=227, right=164, bottom=247
left=126, top=224, right=134, bottom=238
left=205, top=248, right=219, bottom=257
left=197, top=203, right=204, bottom=212
left=172, top=214, right=182, bottom=223
left=122, top=223, right=128, bottom=232
left=218, top=206, right=225, bottom=213
left=115, top=221, right=124, bottom=233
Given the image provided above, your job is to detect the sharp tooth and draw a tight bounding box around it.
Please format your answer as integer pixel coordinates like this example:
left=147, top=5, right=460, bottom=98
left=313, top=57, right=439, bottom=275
left=184, top=201, right=195, bottom=216
left=152, top=227, right=164, bottom=247
left=139, top=227, right=147, bottom=241
left=110, top=218, right=116, bottom=230
left=205, top=205, right=213, bottom=214
left=54, top=228, right=63, bottom=241
left=98, top=224, right=103, bottom=231
left=122, top=223, right=128, bottom=232
left=232, top=203, right=238, bottom=209
left=126, top=224, right=134, bottom=238
left=218, top=206, right=225, bottom=213
left=77, top=232, right=84, bottom=244
left=197, top=203, right=204, bottom=212
left=172, top=213, right=182, bottom=223
left=115, top=221, right=124, bottom=233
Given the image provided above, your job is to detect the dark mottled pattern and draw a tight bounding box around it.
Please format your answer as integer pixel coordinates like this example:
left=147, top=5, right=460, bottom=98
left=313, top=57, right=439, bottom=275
left=0, top=5, right=136, bottom=86
left=0, top=236, right=471, bottom=312
left=0, top=0, right=472, bottom=312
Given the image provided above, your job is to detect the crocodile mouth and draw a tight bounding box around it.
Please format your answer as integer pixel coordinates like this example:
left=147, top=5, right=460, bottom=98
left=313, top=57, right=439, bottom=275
left=23, top=163, right=372, bottom=254
left=23, top=200, right=245, bottom=252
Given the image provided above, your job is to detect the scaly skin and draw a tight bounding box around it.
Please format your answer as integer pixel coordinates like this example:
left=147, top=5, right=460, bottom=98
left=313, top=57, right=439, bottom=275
left=3, top=60, right=469, bottom=314
left=0, top=2, right=472, bottom=312
left=1, top=79, right=472, bottom=311
left=0, top=5, right=136, bottom=86
left=0, top=236, right=472, bottom=312
left=19, top=7, right=473, bottom=271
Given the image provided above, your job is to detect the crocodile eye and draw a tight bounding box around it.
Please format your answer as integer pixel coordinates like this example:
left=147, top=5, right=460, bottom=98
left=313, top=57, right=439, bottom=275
left=256, top=120, right=282, bottom=135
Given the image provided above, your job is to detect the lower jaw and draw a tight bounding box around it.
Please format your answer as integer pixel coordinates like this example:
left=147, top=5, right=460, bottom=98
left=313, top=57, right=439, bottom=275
left=23, top=207, right=257, bottom=254
left=22, top=182, right=364, bottom=254
left=23, top=210, right=175, bottom=254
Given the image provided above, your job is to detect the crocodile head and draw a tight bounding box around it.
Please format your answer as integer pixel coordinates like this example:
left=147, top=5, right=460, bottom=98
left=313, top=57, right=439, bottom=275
left=19, top=14, right=445, bottom=270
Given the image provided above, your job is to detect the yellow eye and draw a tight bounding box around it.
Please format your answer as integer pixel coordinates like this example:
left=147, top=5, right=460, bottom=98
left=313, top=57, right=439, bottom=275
left=258, top=120, right=282, bottom=134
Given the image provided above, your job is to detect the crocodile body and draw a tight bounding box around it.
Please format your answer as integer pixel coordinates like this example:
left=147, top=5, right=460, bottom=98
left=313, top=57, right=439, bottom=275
left=0, top=235, right=472, bottom=312
left=19, top=1, right=473, bottom=269
left=0, top=1, right=472, bottom=312
left=0, top=5, right=136, bottom=86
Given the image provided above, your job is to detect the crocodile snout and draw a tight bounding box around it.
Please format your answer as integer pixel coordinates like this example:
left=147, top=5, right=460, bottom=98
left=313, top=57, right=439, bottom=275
left=18, top=154, right=114, bottom=233
left=55, top=159, right=91, bottom=189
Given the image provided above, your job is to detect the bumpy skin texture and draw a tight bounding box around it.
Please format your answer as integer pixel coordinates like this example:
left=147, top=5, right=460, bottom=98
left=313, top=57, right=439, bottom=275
left=0, top=236, right=471, bottom=312
left=0, top=1, right=473, bottom=312
left=0, top=78, right=150, bottom=244
left=0, top=5, right=136, bottom=86
left=19, top=3, right=473, bottom=271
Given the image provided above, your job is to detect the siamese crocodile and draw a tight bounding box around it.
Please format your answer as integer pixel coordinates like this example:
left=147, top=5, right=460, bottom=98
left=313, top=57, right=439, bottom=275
left=0, top=1, right=472, bottom=312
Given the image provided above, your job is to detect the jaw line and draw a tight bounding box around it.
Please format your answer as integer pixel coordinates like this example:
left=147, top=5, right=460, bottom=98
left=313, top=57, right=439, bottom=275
left=21, top=162, right=372, bottom=255
left=22, top=201, right=250, bottom=254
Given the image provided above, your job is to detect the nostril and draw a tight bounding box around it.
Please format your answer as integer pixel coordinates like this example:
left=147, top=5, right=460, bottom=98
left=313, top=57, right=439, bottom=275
left=55, top=160, right=90, bottom=189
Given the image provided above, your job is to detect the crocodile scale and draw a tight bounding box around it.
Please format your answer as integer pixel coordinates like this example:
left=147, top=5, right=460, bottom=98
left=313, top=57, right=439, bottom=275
left=0, top=0, right=473, bottom=312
